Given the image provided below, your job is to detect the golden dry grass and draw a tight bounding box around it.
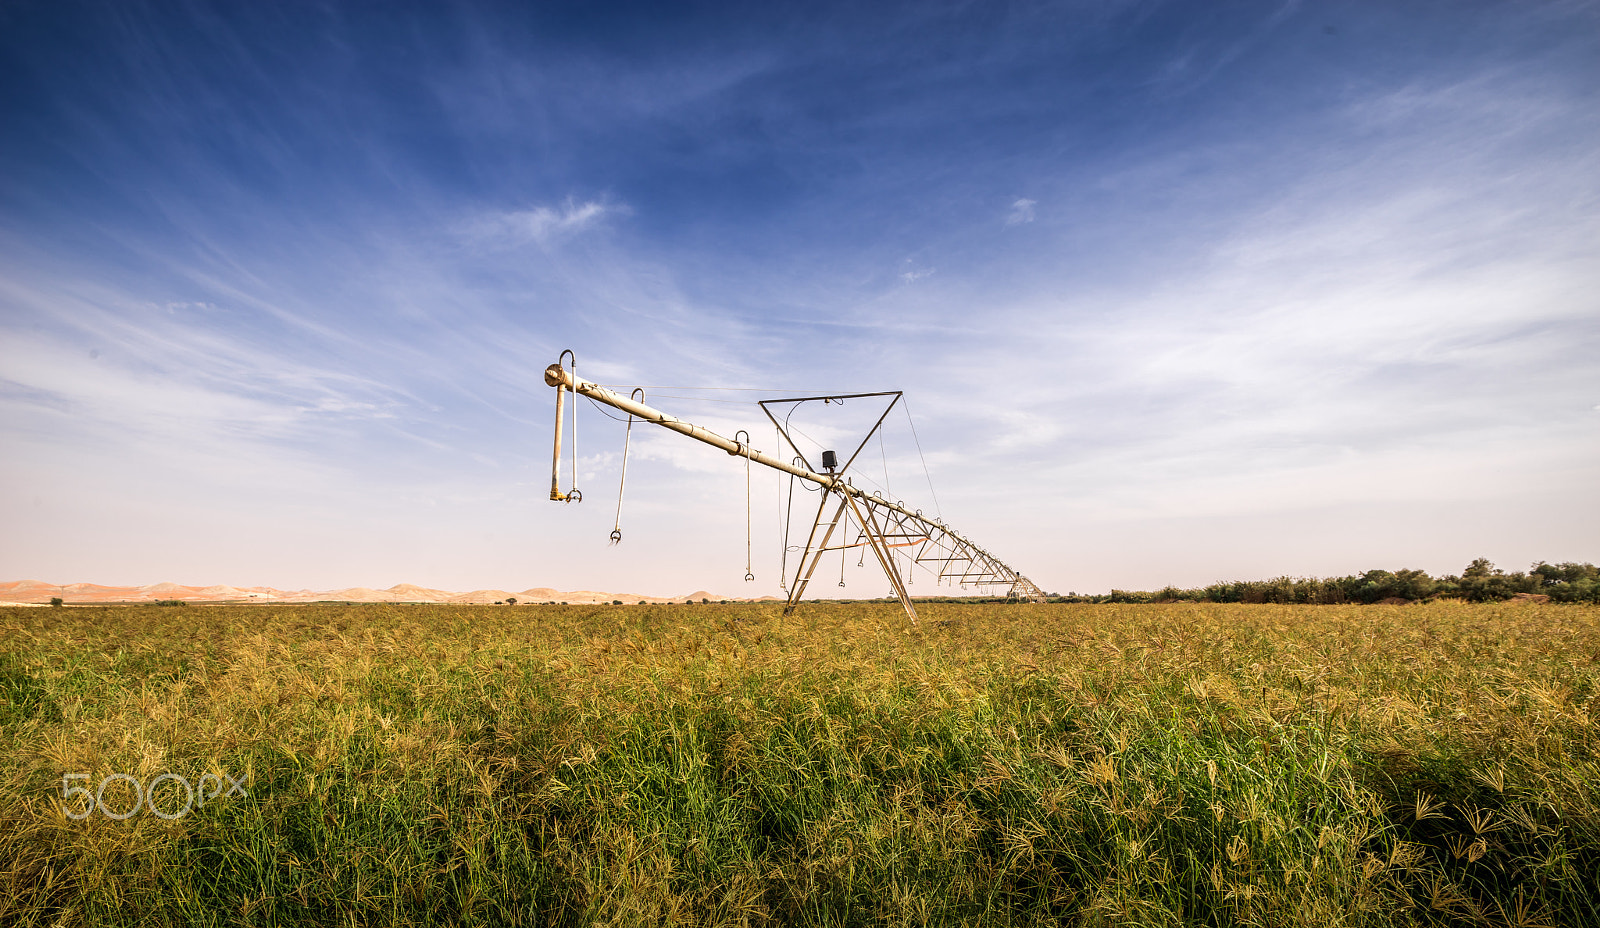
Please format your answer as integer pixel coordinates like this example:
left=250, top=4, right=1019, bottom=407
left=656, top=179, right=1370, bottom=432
left=1, top=600, right=1597, bottom=926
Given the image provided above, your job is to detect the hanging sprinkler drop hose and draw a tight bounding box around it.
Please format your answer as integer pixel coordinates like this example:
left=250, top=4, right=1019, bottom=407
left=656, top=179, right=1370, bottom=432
left=610, top=387, right=645, bottom=543
left=735, top=430, right=754, bottom=581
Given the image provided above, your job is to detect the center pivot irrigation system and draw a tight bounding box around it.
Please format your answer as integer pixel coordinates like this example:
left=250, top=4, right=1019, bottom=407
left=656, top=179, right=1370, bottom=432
left=545, top=351, right=1045, bottom=625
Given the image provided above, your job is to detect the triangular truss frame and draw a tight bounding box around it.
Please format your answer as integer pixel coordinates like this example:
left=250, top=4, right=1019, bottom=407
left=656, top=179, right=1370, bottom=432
left=759, top=392, right=921, bottom=621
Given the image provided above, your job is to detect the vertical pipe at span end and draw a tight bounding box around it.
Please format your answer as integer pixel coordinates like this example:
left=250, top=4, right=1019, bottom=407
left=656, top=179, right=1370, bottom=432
left=550, top=379, right=567, bottom=501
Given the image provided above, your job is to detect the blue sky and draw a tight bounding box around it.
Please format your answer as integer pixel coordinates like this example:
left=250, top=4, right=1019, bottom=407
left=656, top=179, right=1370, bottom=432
left=2, top=0, right=1596, bottom=596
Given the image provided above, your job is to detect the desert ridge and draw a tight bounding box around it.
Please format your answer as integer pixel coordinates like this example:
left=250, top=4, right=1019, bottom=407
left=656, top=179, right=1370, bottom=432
left=0, top=579, right=762, bottom=605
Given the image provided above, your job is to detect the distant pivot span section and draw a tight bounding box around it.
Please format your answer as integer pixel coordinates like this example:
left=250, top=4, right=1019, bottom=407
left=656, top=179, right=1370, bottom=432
left=544, top=354, right=1046, bottom=625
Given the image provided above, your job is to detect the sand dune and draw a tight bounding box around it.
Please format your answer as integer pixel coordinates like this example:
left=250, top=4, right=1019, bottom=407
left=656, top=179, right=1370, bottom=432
left=0, top=579, right=770, bottom=605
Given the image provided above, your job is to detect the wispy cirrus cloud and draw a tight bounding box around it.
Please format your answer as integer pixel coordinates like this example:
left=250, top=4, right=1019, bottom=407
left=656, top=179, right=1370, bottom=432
left=458, top=199, right=622, bottom=247
left=1005, top=198, right=1036, bottom=225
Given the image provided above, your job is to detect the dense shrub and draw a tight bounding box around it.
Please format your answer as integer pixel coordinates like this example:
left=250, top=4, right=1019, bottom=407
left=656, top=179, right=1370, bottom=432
left=1053, top=558, right=1599, bottom=605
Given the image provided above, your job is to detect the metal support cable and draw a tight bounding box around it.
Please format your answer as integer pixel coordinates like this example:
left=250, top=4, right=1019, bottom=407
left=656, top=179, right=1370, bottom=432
left=902, top=399, right=940, bottom=520
left=878, top=428, right=891, bottom=501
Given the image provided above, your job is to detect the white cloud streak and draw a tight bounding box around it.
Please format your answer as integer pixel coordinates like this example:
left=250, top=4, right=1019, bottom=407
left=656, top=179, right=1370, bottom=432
left=459, top=200, right=619, bottom=247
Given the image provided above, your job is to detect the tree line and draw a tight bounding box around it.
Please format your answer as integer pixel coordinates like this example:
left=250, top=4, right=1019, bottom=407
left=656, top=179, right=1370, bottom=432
left=1050, top=559, right=1600, bottom=605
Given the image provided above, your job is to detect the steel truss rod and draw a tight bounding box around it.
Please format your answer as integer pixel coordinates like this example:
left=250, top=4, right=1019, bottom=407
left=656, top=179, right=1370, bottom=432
left=544, top=362, right=1047, bottom=615
left=784, top=493, right=851, bottom=615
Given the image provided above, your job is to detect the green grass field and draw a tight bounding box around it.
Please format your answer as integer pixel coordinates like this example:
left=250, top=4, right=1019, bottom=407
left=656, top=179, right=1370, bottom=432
left=2, top=601, right=1597, bottom=926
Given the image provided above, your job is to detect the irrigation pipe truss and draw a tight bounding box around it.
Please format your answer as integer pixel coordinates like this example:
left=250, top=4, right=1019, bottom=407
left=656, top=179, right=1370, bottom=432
left=545, top=359, right=1046, bottom=625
